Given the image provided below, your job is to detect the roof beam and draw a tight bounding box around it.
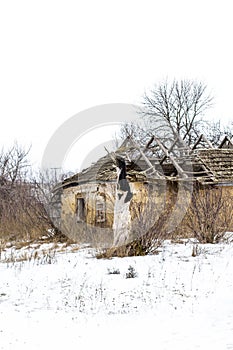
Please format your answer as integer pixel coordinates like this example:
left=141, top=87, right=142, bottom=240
left=219, top=136, right=233, bottom=149
left=153, top=136, right=188, bottom=178
left=129, top=137, right=164, bottom=179
left=135, top=136, right=155, bottom=162
left=159, top=136, right=180, bottom=165
left=191, top=134, right=214, bottom=151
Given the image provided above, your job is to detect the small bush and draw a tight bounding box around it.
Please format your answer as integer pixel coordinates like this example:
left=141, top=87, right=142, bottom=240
left=107, top=268, right=120, bottom=275
left=125, top=265, right=138, bottom=279
left=183, top=184, right=233, bottom=244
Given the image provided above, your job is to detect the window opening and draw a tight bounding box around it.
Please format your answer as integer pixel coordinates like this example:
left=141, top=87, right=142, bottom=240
left=96, top=198, right=106, bottom=223
left=76, top=197, right=85, bottom=222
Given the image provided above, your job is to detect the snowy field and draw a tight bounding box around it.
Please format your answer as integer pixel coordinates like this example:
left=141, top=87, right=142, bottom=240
left=0, top=239, right=233, bottom=349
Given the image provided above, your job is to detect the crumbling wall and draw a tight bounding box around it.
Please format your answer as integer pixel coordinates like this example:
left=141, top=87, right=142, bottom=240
left=61, top=182, right=115, bottom=246
left=129, top=181, right=167, bottom=241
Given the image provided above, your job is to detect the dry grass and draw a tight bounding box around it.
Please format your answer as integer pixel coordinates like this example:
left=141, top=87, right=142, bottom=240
left=0, top=239, right=80, bottom=265
left=181, top=184, right=233, bottom=243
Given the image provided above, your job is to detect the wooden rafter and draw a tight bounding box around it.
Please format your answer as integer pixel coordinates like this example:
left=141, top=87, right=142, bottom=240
left=153, top=136, right=188, bottom=178
left=219, top=136, right=233, bottom=149
left=159, top=136, right=180, bottom=165
left=135, top=136, right=155, bottom=162
left=129, top=137, right=165, bottom=179
left=191, top=134, right=214, bottom=151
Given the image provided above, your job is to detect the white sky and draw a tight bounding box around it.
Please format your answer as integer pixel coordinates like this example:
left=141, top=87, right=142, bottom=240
left=0, top=0, right=233, bottom=173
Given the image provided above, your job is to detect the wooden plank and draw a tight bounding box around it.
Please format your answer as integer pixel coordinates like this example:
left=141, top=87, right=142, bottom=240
left=219, top=136, right=233, bottom=149
left=135, top=136, right=155, bottom=162
left=201, top=134, right=214, bottom=148
left=159, top=136, right=180, bottom=165
left=129, top=137, right=165, bottom=179
left=153, top=136, right=188, bottom=178
left=191, top=134, right=214, bottom=151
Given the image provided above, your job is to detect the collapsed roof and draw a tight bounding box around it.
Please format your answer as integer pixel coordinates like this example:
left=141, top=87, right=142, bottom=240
left=62, top=134, right=233, bottom=188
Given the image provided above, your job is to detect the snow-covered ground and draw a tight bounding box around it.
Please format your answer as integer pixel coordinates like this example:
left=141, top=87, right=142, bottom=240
left=0, top=239, right=233, bottom=349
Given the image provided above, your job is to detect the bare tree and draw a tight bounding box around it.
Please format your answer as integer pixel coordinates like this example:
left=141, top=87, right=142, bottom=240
left=0, top=144, right=65, bottom=242
left=0, top=143, right=30, bottom=184
left=0, top=144, right=33, bottom=240
left=141, top=79, right=213, bottom=144
left=204, top=120, right=233, bottom=146
left=119, top=79, right=213, bottom=148
left=32, top=169, right=64, bottom=238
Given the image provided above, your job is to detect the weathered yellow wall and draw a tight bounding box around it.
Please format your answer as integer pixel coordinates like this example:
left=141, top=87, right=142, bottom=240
left=61, top=182, right=116, bottom=245
left=61, top=179, right=189, bottom=244
left=128, top=181, right=167, bottom=241
left=61, top=179, right=233, bottom=245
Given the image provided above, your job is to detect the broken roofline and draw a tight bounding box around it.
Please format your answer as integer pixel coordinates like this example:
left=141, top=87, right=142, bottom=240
left=60, top=134, right=233, bottom=188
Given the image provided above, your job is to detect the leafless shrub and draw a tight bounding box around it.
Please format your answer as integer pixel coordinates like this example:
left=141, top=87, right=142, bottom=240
left=0, top=144, right=34, bottom=241
left=0, top=144, right=67, bottom=243
left=125, top=265, right=138, bottom=279
left=183, top=184, right=233, bottom=243
left=107, top=268, right=120, bottom=275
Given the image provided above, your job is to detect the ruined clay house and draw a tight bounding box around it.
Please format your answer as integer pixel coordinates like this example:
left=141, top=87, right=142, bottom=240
left=55, top=135, right=233, bottom=246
